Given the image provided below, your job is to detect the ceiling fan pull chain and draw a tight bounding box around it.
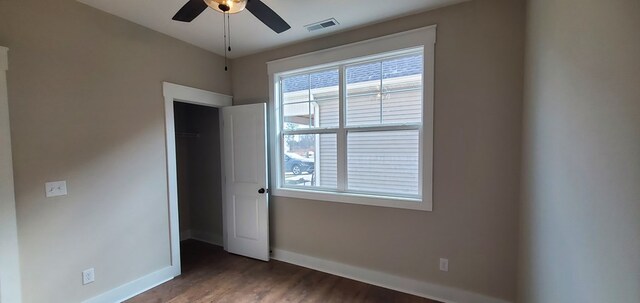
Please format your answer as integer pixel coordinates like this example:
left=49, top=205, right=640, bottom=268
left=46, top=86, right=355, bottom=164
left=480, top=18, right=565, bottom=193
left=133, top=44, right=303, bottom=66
left=223, top=11, right=228, bottom=71
left=228, top=13, right=231, bottom=52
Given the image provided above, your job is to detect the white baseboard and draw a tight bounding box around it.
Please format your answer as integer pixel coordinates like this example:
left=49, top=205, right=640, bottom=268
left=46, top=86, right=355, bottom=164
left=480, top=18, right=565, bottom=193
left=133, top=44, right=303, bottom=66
left=82, top=266, right=177, bottom=303
left=271, top=249, right=511, bottom=303
left=181, top=229, right=223, bottom=246
left=81, top=229, right=221, bottom=303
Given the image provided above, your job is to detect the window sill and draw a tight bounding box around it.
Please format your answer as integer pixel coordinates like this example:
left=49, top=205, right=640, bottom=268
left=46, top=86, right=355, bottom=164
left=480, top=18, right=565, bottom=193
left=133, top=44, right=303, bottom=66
left=271, top=187, right=432, bottom=211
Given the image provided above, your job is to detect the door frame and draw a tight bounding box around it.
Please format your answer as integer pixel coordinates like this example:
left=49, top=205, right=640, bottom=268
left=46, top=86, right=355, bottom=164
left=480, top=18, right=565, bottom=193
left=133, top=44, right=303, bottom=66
left=162, top=82, right=232, bottom=276
left=1, top=46, right=23, bottom=303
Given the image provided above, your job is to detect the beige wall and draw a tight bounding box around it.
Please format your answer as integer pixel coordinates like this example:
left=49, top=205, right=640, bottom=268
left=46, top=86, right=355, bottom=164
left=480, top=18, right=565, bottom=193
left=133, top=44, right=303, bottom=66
left=174, top=102, right=223, bottom=242
left=231, top=0, right=525, bottom=301
left=519, top=0, right=640, bottom=302
left=0, top=0, right=230, bottom=302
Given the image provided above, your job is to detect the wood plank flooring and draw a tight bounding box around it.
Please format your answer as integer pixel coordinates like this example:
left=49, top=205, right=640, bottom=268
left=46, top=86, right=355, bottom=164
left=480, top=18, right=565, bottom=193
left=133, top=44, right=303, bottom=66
left=126, top=240, right=441, bottom=303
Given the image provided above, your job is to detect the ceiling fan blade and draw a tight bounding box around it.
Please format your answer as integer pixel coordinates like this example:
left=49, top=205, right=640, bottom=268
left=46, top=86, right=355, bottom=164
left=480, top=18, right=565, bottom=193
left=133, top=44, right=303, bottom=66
left=246, top=0, right=291, bottom=34
left=172, top=0, right=208, bottom=22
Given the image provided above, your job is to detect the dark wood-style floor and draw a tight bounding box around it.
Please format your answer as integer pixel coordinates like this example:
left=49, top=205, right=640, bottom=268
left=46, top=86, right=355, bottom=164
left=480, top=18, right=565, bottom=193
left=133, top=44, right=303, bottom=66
left=126, top=240, right=440, bottom=303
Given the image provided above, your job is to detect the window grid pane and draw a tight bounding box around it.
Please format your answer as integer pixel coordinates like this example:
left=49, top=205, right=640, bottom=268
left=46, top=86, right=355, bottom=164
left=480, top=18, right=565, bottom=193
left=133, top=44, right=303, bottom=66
left=381, top=54, right=423, bottom=124
left=346, top=62, right=382, bottom=126
left=347, top=130, right=420, bottom=196
left=311, top=69, right=339, bottom=128
left=282, top=70, right=340, bottom=130
left=282, top=133, right=337, bottom=189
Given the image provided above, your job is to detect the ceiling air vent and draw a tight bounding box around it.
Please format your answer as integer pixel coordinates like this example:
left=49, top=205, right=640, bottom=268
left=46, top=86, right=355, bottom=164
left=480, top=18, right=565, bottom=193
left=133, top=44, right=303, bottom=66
left=305, top=18, right=340, bottom=32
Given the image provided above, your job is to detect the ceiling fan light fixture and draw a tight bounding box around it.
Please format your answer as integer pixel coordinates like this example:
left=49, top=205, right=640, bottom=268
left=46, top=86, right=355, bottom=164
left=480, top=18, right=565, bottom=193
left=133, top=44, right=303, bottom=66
left=204, top=0, right=247, bottom=14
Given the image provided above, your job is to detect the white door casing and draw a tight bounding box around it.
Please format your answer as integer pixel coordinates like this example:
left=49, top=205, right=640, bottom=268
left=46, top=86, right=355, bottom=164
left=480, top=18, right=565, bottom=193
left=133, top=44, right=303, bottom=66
left=222, top=103, right=270, bottom=261
left=163, top=82, right=232, bottom=276
left=0, top=46, right=23, bottom=303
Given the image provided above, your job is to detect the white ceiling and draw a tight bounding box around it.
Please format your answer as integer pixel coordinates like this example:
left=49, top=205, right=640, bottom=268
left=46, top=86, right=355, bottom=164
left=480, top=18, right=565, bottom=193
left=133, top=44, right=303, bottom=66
left=79, top=0, right=464, bottom=58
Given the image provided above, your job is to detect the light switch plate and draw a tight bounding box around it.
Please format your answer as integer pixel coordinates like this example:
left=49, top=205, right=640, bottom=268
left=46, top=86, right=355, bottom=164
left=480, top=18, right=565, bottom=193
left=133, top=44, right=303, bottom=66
left=439, top=258, right=449, bottom=272
left=45, top=181, right=67, bottom=197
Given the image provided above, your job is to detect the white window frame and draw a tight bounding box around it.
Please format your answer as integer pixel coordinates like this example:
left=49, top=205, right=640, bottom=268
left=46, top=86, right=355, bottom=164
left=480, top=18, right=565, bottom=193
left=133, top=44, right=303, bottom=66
left=267, top=25, right=436, bottom=211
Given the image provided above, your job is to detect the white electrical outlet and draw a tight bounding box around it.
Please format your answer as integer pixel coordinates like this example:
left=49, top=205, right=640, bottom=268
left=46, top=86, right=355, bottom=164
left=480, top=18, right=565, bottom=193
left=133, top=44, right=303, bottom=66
left=82, top=268, right=95, bottom=285
left=45, top=181, right=67, bottom=197
left=439, top=258, right=449, bottom=272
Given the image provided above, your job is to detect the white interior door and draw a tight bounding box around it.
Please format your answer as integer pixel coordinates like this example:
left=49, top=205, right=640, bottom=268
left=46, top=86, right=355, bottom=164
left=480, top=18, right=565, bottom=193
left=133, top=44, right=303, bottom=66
left=222, top=103, right=269, bottom=261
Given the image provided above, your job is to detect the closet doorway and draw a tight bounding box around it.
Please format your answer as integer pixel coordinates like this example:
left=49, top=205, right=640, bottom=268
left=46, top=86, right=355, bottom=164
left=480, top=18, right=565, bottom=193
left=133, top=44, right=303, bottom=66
left=174, top=102, right=224, bottom=247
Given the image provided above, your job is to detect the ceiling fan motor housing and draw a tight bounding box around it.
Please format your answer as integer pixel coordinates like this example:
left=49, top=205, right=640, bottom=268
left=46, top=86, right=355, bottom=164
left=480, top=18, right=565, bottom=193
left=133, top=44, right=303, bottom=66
left=173, top=0, right=291, bottom=34
left=204, top=0, right=247, bottom=14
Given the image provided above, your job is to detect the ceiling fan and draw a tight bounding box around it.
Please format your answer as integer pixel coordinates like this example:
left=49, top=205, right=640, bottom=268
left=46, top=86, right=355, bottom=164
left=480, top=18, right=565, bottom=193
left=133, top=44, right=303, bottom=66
left=172, top=0, right=291, bottom=34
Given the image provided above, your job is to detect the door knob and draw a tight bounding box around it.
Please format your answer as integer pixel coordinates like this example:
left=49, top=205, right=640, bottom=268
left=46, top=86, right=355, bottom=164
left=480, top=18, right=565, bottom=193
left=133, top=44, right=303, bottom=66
left=258, top=188, right=266, bottom=194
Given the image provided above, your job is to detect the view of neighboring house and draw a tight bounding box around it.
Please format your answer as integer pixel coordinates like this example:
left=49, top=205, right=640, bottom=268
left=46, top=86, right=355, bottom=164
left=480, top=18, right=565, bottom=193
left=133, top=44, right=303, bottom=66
left=281, top=54, right=423, bottom=196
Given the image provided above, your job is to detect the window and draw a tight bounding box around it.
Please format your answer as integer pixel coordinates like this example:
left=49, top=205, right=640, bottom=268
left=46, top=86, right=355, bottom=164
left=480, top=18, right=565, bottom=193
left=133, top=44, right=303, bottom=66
left=268, top=26, right=435, bottom=211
